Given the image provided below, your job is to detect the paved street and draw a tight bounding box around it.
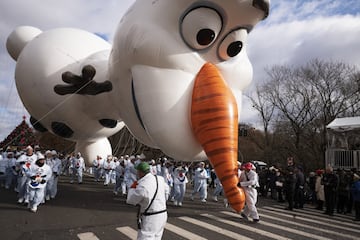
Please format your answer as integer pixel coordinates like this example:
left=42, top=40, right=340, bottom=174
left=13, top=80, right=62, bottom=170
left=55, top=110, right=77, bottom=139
left=1, top=175, right=359, bottom=240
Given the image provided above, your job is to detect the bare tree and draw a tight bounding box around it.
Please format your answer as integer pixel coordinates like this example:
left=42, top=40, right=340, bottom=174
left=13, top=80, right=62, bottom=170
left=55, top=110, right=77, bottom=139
left=302, top=59, right=360, bottom=122
left=245, top=59, right=359, bottom=169
left=246, top=84, right=275, bottom=147
left=265, top=65, right=319, bottom=153
left=300, top=59, right=360, bottom=156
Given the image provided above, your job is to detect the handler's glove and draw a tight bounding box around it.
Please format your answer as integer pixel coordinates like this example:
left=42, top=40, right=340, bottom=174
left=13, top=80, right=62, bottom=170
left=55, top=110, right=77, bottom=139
left=35, top=176, right=42, bottom=183
left=131, top=181, right=138, bottom=188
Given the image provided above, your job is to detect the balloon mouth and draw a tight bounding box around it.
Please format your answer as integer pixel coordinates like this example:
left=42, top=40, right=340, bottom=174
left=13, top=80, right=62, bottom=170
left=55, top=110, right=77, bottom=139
left=131, top=79, right=146, bottom=131
left=98, top=119, right=119, bottom=128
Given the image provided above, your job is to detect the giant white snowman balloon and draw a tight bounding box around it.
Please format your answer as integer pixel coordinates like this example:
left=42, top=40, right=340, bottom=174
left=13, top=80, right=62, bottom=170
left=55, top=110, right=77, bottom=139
left=6, top=0, right=269, bottom=212
left=6, top=26, right=124, bottom=162
left=109, top=0, right=269, bottom=212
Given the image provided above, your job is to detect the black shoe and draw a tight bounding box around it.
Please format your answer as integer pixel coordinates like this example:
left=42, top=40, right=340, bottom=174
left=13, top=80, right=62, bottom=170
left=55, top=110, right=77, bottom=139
left=285, top=207, right=293, bottom=211
left=241, top=213, right=249, bottom=221
left=253, top=219, right=260, bottom=223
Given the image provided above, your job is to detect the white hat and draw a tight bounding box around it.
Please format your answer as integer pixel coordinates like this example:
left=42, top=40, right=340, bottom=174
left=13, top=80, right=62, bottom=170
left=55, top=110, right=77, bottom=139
left=51, top=150, right=57, bottom=155
left=354, top=174, right=360, bottom=181
left=37, top=153, right=45, bottom=160
left=251, top=163, right=256, bottom=170
left=26, top=145, right=33, bottom=150
left=45, top=150, right=52, bottom=155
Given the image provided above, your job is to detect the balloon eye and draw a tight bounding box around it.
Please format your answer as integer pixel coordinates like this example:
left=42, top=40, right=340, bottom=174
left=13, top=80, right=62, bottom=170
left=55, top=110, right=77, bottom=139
left=227, top=41, right=243, bottom=57
left=218, top=29, right=248, bottom=61
left=181, top=7, right=223, bottom=50
left=197, top=29, right=216, bottom=46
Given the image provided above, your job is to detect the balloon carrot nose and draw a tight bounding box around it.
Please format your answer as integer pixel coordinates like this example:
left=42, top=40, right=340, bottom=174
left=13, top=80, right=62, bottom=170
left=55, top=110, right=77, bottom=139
left=191, top=62, right=245, bottom=212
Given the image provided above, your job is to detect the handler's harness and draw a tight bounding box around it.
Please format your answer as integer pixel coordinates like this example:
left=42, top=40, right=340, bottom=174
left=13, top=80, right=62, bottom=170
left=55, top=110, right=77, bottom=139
left=137, top=175, right=167, bottom=229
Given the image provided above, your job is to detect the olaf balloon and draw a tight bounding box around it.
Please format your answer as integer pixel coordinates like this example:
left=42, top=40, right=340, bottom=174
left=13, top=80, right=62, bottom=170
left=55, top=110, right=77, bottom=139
left=6, top=26, right=124, bottom=161
left=6, top=0, right=269, bottom=212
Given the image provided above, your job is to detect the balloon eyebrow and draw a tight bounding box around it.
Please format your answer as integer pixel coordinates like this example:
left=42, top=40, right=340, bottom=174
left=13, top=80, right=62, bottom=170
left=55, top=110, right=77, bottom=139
left=252, top=0, right=270, bottom=19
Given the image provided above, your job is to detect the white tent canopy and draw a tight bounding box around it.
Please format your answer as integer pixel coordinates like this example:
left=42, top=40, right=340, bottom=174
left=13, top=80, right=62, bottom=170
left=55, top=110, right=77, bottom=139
left=327, top=116, right=360, bottom=132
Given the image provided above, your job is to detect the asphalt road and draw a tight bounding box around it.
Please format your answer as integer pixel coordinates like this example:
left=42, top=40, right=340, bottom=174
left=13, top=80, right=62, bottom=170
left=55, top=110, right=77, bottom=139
left=1, top=175, right=359, bottom=240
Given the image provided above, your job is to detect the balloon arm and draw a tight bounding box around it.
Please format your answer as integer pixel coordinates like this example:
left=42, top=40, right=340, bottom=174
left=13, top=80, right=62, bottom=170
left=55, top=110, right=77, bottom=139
left=54, top=65, right=113, bottom=95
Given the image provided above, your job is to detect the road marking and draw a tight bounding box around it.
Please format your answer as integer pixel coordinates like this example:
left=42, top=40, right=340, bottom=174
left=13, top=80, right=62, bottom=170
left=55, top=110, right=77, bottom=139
left=263, top=206, right=360, bottom=234
left=257, top=209, right=358, bottom=240
left=222, top=211, right=332, bottom=240
left=179, top=216, right=253, bottom=240
left=273, top=205, right=355, bottom=222
left=165, top=222, right=208, bottom=240
left=294, top=207, right=354, bottom=221
left=77, top=232, right=100, bottom=240
left=202, top=213, right=291, bottom=240
left=116, top=226, right=137, bottom=240
left=76, top=205, right=359, bottom=240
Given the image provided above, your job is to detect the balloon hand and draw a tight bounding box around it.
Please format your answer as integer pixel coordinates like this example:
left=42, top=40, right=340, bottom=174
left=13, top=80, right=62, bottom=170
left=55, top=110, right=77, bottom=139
left=54, top=65, right=112, bottom=95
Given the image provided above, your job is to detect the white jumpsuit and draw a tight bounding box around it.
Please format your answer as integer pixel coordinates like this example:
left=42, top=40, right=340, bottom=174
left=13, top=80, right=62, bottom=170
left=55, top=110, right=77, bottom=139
left=5, top=155, right=17, bottom=190
left=16, top=153, right=37, bottom=203
left=124, top=161, right=137, bottom=189
left=191, top=167, right=209, bottom=201
left=127, top=173, right=169, bottom=240
left=46, top=157, right=62, bottom=199
left=173, top=167, right=188, bottom=206
left=93, top=157, right=104, bottom=182
left=0, top=156, right=7, bottom=186
left=239, top=169, right=260, bottom=220
left=113, top=163, right=125, bottom=195
left=103, top=159, right=115, bottom=185
left=26, top=162, right=52, bottom=211
left=71, top=156, right=85, bottom=183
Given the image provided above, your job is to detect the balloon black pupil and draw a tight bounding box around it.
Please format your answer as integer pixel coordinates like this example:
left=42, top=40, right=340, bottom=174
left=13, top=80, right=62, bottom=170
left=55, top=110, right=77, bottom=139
left=227, top=41, right=243, bottom=57
left=197, top=29, right=215, bottom=46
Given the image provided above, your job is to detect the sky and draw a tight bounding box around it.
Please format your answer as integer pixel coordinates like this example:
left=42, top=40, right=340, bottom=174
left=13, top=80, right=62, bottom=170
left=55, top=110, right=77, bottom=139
left=0, top=0, right=359, bottom=141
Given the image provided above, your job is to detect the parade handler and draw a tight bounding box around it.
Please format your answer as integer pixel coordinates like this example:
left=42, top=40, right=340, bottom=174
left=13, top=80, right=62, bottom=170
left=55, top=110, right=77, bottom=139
left=239, top=162, right=260, bottom=222
left=126, top=162, right=169, bottom=240
left=26, top=153, right=52, bottom=213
